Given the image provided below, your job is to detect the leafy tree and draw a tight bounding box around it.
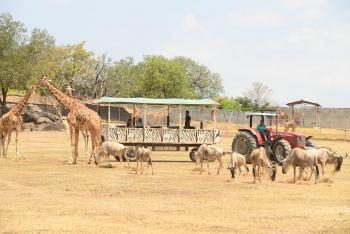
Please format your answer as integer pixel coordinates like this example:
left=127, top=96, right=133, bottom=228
left=244, top=82, right=272, bottom=110
left=139, top=55, right=190, bottom=98
left=0, top=13, right=54, bottom=114
left=0, top=12, right=26, bottom=113
left=48, top=42, right=93, bottom=90
left=235, top=96, right=257, bottom=111
left=217, top=97, right=239, bottom=110
left=73, top=54, right=112, bottom=99
left=173, top=56, right=224, bottom=98
left=106, top=57, right=140, bottom=97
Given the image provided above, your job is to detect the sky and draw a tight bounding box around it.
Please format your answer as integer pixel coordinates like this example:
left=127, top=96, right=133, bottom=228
left=1, top=0, right=350, bottom=107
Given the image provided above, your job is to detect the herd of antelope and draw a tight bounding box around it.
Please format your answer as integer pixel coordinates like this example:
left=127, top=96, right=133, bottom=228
left=195, top=143, right=347, bottom=184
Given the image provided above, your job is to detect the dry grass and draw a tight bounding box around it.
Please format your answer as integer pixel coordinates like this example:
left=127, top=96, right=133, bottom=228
left=0, top=131, right=350, bottom=233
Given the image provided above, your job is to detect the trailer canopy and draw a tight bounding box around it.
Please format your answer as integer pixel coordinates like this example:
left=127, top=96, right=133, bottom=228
left=97, top=97, right=219, bottom=106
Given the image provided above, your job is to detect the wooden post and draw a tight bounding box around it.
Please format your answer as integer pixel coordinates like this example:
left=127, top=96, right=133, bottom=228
left=179, top=104, right=182, bottom=128
left=167, top=105, right=170, bottom=127
left=108, top=102, right=111, bottom=141
left=133, top=104, right=136, bottom=126
left=144, top=104, right=147, bottom=128
left=118, top=106, right=120, bottom=121
left=213, top=106, right=217, bottom=130
left=108, top=103, right=111, bottom=125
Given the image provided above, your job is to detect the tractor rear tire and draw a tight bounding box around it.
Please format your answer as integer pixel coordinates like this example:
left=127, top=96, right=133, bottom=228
left=306, top=140, right=317, bottom=148
left=232, top=131, right=258, bottom=163
left=273, top=139, right=292, bottom=164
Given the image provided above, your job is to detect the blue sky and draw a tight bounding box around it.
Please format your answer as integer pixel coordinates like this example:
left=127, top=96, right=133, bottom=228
left=2, top=0, right=350, bottom=107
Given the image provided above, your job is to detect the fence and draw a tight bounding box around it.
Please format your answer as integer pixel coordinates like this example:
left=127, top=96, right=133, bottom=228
left=1, top=102, right=349, bottom=129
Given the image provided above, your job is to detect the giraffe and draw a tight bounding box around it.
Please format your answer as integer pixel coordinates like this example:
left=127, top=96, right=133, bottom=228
left=283, top=113, right=303, bottom=133
left=0, top=85, right=37, bottom=158
left=39, top=75, right=102, bottom=165
left=65, top=85, right=89, bottom=156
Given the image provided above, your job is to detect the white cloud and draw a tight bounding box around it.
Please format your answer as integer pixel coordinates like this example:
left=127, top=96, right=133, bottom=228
left=226, top=10, right=284, bottom=27
left=159, top=14, right=228, bottom=62
left=158, top=10, right=350, bottom=107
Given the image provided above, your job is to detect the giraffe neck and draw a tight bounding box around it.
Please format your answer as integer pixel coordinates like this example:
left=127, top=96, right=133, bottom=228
left=12, top=86, right=35, bottom=116
left=42, top=80, right=76, bottom=110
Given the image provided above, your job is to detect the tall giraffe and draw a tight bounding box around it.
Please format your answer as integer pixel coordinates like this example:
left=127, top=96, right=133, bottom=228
left=65, top=85, right=89, bottom=156
left=39, top=75, right=101, bottom=164
left=0, top=85, right=37, bottom=158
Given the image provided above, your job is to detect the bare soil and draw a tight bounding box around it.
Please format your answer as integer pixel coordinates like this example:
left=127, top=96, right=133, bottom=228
left=0, top=131, right=349, bottom=233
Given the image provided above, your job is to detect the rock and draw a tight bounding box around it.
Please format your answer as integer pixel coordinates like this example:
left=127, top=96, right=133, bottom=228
left=37, top=122, right=66, bottom=131
left=22, top=104, right=66, bottom=131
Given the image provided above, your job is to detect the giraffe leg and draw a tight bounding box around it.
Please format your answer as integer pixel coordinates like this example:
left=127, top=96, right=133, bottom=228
left=5, top=132, right=12, bottom=157
left=69, top=126, right=76, bottom=165
left=89, top=132, right=99, bottom=165
left=0, top=133, right=5, bottom=158
left=73, top=128, right=79, bottom=164
left=85, top=132, right=89, bottom=157
left=15, top=129, right=20, bottom=158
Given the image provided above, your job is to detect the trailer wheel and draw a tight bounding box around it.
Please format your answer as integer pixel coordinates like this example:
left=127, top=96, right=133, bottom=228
left=189, top=147, right=198, bottom=162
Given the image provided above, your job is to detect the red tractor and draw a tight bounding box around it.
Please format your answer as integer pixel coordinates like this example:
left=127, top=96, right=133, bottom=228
left=231, top=113, right=315, bottom=164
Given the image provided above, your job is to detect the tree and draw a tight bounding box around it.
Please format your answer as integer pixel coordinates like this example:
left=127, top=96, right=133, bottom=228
left=244, top=82, right=272, bottom=110
left=73, top=54, right=112, bottom=99
left=0, top=12, right=26, bottom=113
left=0, top=13, right=54, bottom=114
left=173, top=56, right=224, bottom=98
left=105, top=57, right=140, bottom=97
left=48, top=42, right=93, bottom=91
left=139, top=56, right=190, bottom=98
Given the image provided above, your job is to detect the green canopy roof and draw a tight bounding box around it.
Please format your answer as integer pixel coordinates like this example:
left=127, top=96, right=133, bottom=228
left=97, top=97, right=219, bottom=106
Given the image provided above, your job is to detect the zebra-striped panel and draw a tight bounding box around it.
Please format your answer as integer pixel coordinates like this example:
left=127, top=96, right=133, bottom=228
left=197, top=130, right=214, bottom=143
left=180, top=129, right=196, bottom=143
left=162, top=129, right=179, bottom=143
left=144, top=128, right=162, bottom=142
left=127, top=128, right=144, bottom=142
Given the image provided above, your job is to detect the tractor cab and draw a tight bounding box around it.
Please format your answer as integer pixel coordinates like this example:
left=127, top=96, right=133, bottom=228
left=247, top=112, right=277, bottom=144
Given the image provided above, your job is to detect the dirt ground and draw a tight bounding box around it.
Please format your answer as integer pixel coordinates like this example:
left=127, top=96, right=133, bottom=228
left=0, top=131, right=349, bottom=233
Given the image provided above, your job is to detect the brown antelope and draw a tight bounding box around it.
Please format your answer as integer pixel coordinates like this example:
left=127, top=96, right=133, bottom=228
left=250, top=146, right=277, bottom=183
left=228, top=152, right=249, bottom=179
left=195, top=144, right=225, bottom=175
left=282, top=148, right=320, bottom=184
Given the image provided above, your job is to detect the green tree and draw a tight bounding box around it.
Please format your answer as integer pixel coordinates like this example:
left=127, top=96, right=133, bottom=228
left=106, top=57, right=140, bottom=97
left=235, top=96, right=257, bottom=111
left=48, top=42, right=93, bottom=91
left=173, top=56, right=224, bottom=98
left=0, top=13, right=54, bottom=113
left=0, top=12, right=26, bottom=113
left=139, top=55, right=190, bottom=98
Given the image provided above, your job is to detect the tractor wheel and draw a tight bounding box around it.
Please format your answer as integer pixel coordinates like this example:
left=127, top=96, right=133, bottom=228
left=232, top=131, right=258, bottom=163
left=273, top=139, right=291, bottom=164
left=189, top=147, right=198, bottom=162
left=306, top=140, right=317, bottom=148
left=125, top=147, right=137, bottom=162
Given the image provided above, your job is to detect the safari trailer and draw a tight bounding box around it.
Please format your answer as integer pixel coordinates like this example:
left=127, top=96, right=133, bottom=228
left=96, top=97, right=221, bottom=161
